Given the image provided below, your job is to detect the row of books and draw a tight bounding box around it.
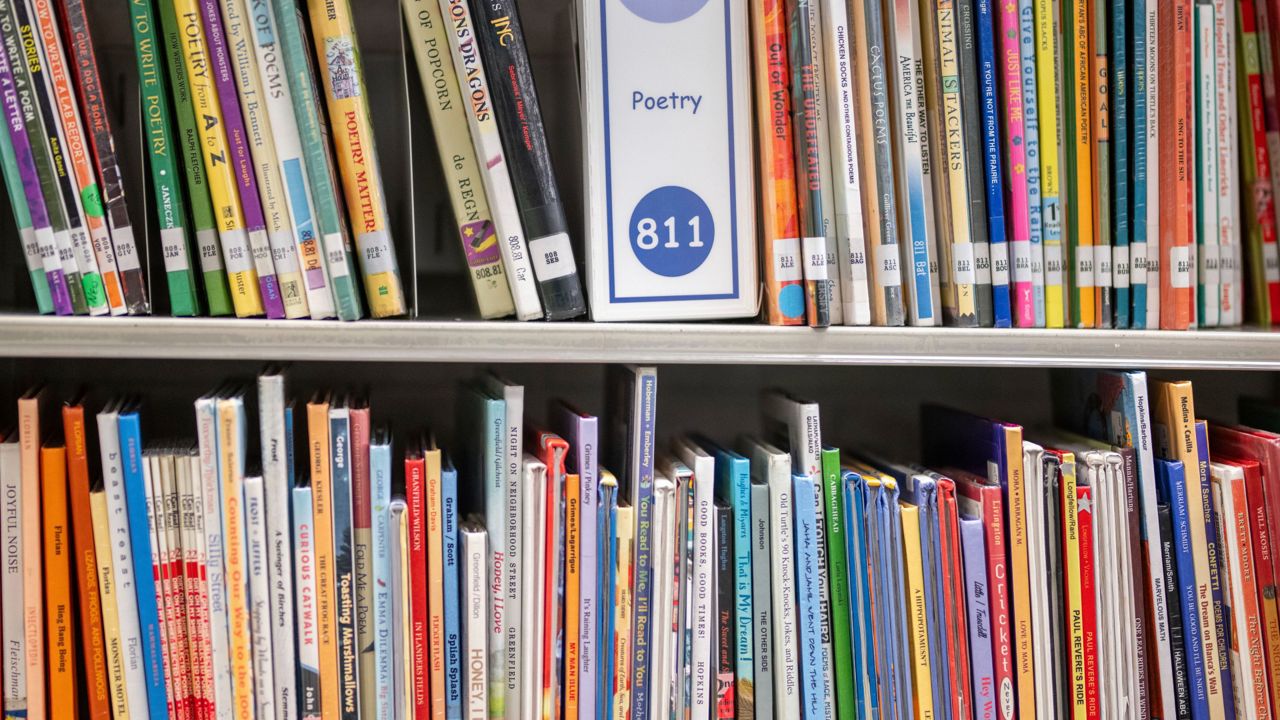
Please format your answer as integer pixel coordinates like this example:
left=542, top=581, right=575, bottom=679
left=2, top=0, right=590, bottom=321
left=5, top=365, right=1280, bottom=719
left=752, top=0, right=1280, bottom=330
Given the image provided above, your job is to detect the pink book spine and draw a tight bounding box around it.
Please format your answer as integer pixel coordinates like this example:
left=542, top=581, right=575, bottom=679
left=999, top=0, right=1034, bottom=326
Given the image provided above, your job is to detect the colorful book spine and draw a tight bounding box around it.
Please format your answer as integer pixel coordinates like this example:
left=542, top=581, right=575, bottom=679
left=392, top=499, right=413, bottom=720
left=1259, top=0, right=1280, bottom=287
left=221, top=0, right=309, bottom=320
left=792, top=474, right=824, bottom=719
left=196, top=396, right=233, bottom=719
left=217, top=399, right=257, bottom=719
left=1090, top=0, right=1113, bottom=328
left=935, top=0, right=981, bottom=325
left=57, top=0, right=147, bottom=314
left=1159, top=500, right=1194, bottom=718
left=1212, top=463, right=1270, bottom=717
left=1215, top=0, right=1240, bottom=325
left=816, top=449, right=852, bottom=718
left=595, top=474, right=617, bottom=720
left=785, top=0, right=831, bottom=327
left=612, top=502, right=634, bottom=720
left=351, top=408, right=375, bottom=720
left=328, top=406, right=359, bottom=719
left=0, top=438, right=24, bottom=719
left=1112, top=0, right=1131, bottom=327
left=270, top=0, right=361, bottom=320
left=842, top=471, right=877, bottom=720
left=258, top=374, right=298, bottom=720
left=422, top=448, right=446, bottom=720
left=442, top=459, right=462, bottom=719
left=751, top=478, right=774, bottom=719
left=89, top=487, right=130, bottom=720
left=201, top=0, right=284, bottom=318
left=1003, top=0, right=1034, bottom=325
left=1196, top=1, right=1222, bottom=328
left=171, top=0, right=263, bottom=317
left=400, top=0, right=511, bottom=319
left=1161, top=459, right=1211, bottom=719
left=405, top=451, right=429, bottom=720
left=1159, top=0, right=1196, bottom=329
left=1197, top=426, right=1234, bottom=719
left=1018, top=0, right=1047, bottom=326
left=1144, top=0, right=1161, bottom=328
left=1076, top=482, right=1100, bottom=718
left=153, top=0, right=230, bottom=315
left=1033, top=0, right=1065, bottom=325
left=1130, top=0, right=1149, bottom=327
left=305, top=397, right=340, bottom=719
left=977, top=0, right=1013, bottom=327
left=371, top=434, right=394, bottom=719
left=807, top=1, right=845, bottom=327
left=292, top=484, right=321, bottom=720
left=41, top=444, right=77, bottom=715
left=1063, top=0, right=1095, bottom=327
left=901, top=502, right=935, bottom=718
left=0, top=66, right=46, bottom=314
left=564, top=467, right=581, bottom=720
left=956, top=0, right=995, bottom=327
left=130, top=0, right=200, bottom=316
left=959, top=516, right=994, bottom=718
left=1240, top=0, right=1280, bottom=325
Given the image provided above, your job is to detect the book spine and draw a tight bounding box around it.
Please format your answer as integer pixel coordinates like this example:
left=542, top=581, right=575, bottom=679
left=936, top=0, right=980, bottom=325
left=1168, top=464, right=1211, bottom=719
left=1159, top=501, right=1194, bottom=720
left=977, top=0, right=1012, bottom=326
left=1221, top=471, right=1271, bottom=717
left=1089, top=0, right=1113, bottom=328
left=133, top=0, right=203, bottom=317
left=89, top=489, right=130, bottom=720
left=1005, top=0, right=1035, bottom=325
left=810, top=2, right=845, bottom=327
left=393, top=501, right=414, bottom=720
left=0, top=57, right=48, bottom=315
left=400, top=0, right=512, bottom=319
left=1145, top=0, right=1162, bottom=327
left=1260, top=0, right=1280, bottom=317
left=293, top=486, right=322, bottom=720
left=433, top=0, right=540, bottom=320
left=809, top=483, right=835, bottom=720
left=201, top=0, right=284, bottom=318
left=1121, top=451, right=1150, bottom=719
left=957, top=0, right=994, bottom=326
left=1196, top=2, right=1222, bottom=327
left=406, top=455, right=430, bottom=720
left=1060, top=455, right=1087, bottom=720
left=709, top=502, right=730, bottom=719
left=245, top=475, right=278, bottom=719
left=461, top=524, right=488, bottom=719
left=844, top=475, right=876, bottom=719
left=40, top=445, right=76, bottom=715
left=259, top=378, right=298, bottom=720
left=576, top=455, right=596, bottom=720
left=155, top=456, right=188, bottom=720
left=596, top=480, right=618, bottom=720
left=818, top=451, right=852, bottom=718
left=1159, top=0, right=1195, bottom=328
left=305, top=402, right=340, bottom=719
left=467, top=0, right=585, bottom=319
left=769, top=467, right=801, bottom=718
left=250, top=0, right=337, bottom=319
left=612, top=506, right=634, bottom=720
left=687, top=467, right=713, bottom=719
left=443, top=464, right=463, bottom=719
left=62, top=407, right=112, bottom=720
left=1199, top=457, right=1234, bottom=719
left=32, top=0, right=112, bottom=315
left=426, top=454, right=446, bottom=719
left=371, top=441, right=394, bottom=720
left=1130, top=0, right=1149, bottom=326
left=351, top=416, right=375, bottom=720
left=786, top=0, right=831, bottom=327
left=328, top=413, right=359, bottom=720
left=1215, top=0, right=1240, bottom=325
left=959, top=516, right=994, bottom=719
left=56, top=0, right=146, bottom=313
left=900, top=503, right=935, bottom=718
left=752, top=0, right=805, bottom=325
left=1076, top=484, right=1099, bottom=718
left=268, top=0, right=360, bottom=320
left=181, top=455, right=215, bottom=720
left=145, top=460, right=173, bottom=720
left=305, top=0, right=407, bottom=317
left=218, top=403, right=258, bottom=719
left=979, top=486, right=1013, bottom=720
left=222, top=0, right=308, bottom=319
left=1239, top=0, right=1280, bottom=325
left=1112, top=0, right=1131, bottom=327
left=630, top=470, right=655, bottom=715
left=793, top=475, right=824, bottom=719
left=821, top=0, right=871, bottom=325
left=1063, top=0, right=1095, bottom=327
left=171, top=0, right=264, bottom=317
left=750, top=481, right=774, bottom=719
left=564, top=472, right=581, bottom=720
left=1032, top=0, right=1065, bottom=325
left=198, top=400, right=234, bottom=720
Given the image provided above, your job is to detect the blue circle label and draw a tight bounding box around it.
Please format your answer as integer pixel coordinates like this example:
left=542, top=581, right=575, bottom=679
left=619, top=0, right=709, bottom=23
left=628, top=186, right=714, bottom=278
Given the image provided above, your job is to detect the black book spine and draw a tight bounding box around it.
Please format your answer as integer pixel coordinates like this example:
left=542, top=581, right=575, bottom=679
left=468, top=0, right=585, bottom=320
left=715, top=501, right=735, bottom=719
left=955, top=0, right=993, bottom=326
left=1159, top=503, right=1193, bottom=720
left=1044, top=454, right=1070, bottom=717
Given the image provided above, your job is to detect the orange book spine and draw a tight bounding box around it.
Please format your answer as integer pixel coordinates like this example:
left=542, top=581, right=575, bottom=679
left=1159, top=0, right=1195, bottom=329
left=41, top=444, right=77, bottom=719
left=1002, top=426, right=1036, bottom=719
left=564, top=473, right=581, bottom=720
left=308, top=397, right=340, bottom=720
left=18, top=392, right=45, bottom=720
left=61, top=405, right=112, bottom=720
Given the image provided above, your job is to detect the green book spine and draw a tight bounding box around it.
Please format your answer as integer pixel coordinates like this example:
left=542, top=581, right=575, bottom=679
left=0, top=107, right=50, bottom=312
left=130, top=0, right=198, bottom=316
left=272, top=0, right=361, bottom=320
left=157, top=0, right=231, bottom=316
left=821, top=446, right=856, bottom=720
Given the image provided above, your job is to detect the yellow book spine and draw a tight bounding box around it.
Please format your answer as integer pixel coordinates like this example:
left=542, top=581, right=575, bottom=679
left=397, top=507, right=415, bottom=719
left=171, top=0, right=263, bottom=317
left=217, top=403, right=255, bottom=719
left=1067, top=0, right=1095, bottom=326
left=1004, top=426, right=1036, bottom=720
left=305, top=0, right=406, bottom=318
left=613, top=505, right=635, bottom=720
left=937, top=0, right=978, bottom=320
left=42, top=446, right=77, bottom=719
left=308, top=399, right=340, bottom=719
left=1034, top=0, right=1066, bottom=326
left=565, top=474, right=581, bottom=720
left=90, top=489, right=131, bottom=720
left=426, top=449, right=445, bottom=720
left=900, top=504, right=934, bottom=720
left=18, top=395, right=45, bottom=720
left=1059, top=452, right=1086, bottom=720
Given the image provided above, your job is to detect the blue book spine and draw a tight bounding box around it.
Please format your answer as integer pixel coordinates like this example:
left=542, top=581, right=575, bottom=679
left=1019, top=0, right=1046, bottom=326
left=118, top=410, right=170, bottom=720
left=917, top=482, right=951, bottom=719
left=442, top=460, right=463, bottom=719
left=1158, top=458, right=1210, bottom=720
left=292, top=486, right=321, bottom=717
left=873, top=479, right=910, bottom=720
left=1129, top=0, right=1148, bottom=327
left=793, top=474, right=824, bottom=719
left=328, top=410, right=358, bottom=720
left=843, top=471, right=877, bottom=718
left=285, top=405, right=296, bottom=481
left=714, top=448, right=753, bottom=706
left=597, top=480, right=618, bottom=720
left=1111, top=0, right=1131, bottom=328
left=958, top=516, right=994, bottom=717
left=630, top=371, right=657, bottom=720
left=1196, top=423, right=1234, bottom=719
left=976, top=0, right=1012, bottom=327
left=370, top=439, right=394, bottom=717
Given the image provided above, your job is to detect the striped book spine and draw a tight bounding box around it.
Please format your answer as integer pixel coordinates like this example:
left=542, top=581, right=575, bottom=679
left=1003, top=0, right=1034, bottom=325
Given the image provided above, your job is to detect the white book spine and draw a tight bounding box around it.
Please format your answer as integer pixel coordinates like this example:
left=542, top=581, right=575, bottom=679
left=245, top=475, right=277, bottom=720
left=1195, top=2, right=1219, bottom=327
left=437, top=0, right=543, bottom=320
left=142, top=455, right=176, bottom=718
left=769, top=458, right=801, bottom=719
left=1144, top=0, right=1160, bottom=328
left=750, top=481, right=774, bottom=719
left=258, top=376, right=298, bottom=720
left=292, top=486, right=321, bottom=719
left=1023, top=444, right=1056, bottom=717
left=164, top=455, right=195, bottom=718
left=97, top=409, right=150, bottom=720
left=184, top=454, right=215, bottom=720
left=372, top=442, right=394, bottom=720
left=389, top=500, right=411, bottom=720
left=197, top=396, right=234, bottom=720
left=483, top=376, right=524, bottom=718
left=1213, top=0, right=1238, bottom=325
left=821, top=0, right=871, bottom=325
left=649, top=477, right=676, bottom=720
left=519, top=457, right=543, bottom=719
left=462, top=524, right=489, bottom=720
left=253, top=0, right=337, bottom=319
left=690, top=462, right=715, bottom=720
left=1, top=442, right=25, bottom=713
left=811, top=479, right=835, bottom=720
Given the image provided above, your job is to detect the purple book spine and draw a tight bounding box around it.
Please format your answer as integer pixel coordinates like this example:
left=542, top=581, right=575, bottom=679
left=0, top=26, right=69, bottom=313
left=960, top=516, right=995, bottom=720
left=559, top=406, right=598, bottom=719
left=198, top=0, right=283, bottom=318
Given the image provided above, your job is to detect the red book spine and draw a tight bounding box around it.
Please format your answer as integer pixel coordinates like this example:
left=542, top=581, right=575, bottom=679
left=981, top=484, right=1014, bottom=715
left=1244, top=0, right=1280, bottom=321
left=406, top=455, right=430, bottom=720
left=1158, top=0, right=1195, bottom=328
left=1078, top=485, right=1100, bottom=719
left=939, top=480, right=972, bottom=720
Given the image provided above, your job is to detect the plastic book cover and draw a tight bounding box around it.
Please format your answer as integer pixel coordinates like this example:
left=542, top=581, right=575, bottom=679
left=484, top=375, right=525, bottom=719
left=243, top=475, right=276, bottom=720
left=557, top=404, right=598, bottom=717
left=1197, top=423, right=1234, bottom=719
left=305, top=394, right=340, bottom=719
left=1157, top=458, right=1210, bottom=719
left=786, top=0, right=832, bottom=327
left=257, top=373, right=297, bottom=718
left=459, top=519, right=489, bottom=718
left=1236, top=0, right=1280, bottom=326
left=520, top=455, right=544, bottom=720
left=57, top=0, right=146, bottom=314
left=841, top=468, right=878, bottom=719
left=1111, top=0, right=1131, bottom=328
left=1158, top=0, right=1196, bottom=329
left=292, top=484, right=321, bottom=720
left=956, top=0, right=994, bottom=327
left=793, top=473, right=825, bottom=718
left=751, top=476, right=774, bottom=719
left=350, top=405, right=375, bottom=720
left=217, top=397, right=257, bottom=719
left=197, top=393, right=233, bottom=718
left=88, top=486, right=129, bottom=720
left=326, top=401, right=359, bottom=719
left=1032, top=0, right=1065, bottom=326
left=1129, top=0, right=1149, bottom=328
left=1089, top=0, right=1113, bottom=328
left=401, top=0, right=512, bottom=319
left=976, top=0, right=1012, bottom=327
left=369, top=430, right=395, bottom=717
left=870, top=470, right=913, bottom=719
left=597, top=472, right=618, bottom=720
left=896, top=501, right=933, bottom=719
left=1001, top=0, right=1034, bottom=326
left=1062, top=0, right=1096, bottom=328
left=959, top=515, right=994, bottom=719
left=443, top=455, right=463, bottom=719
left=901, top=472, right=948, bottom=715
left=1195, top=2, right=1222, bottom=328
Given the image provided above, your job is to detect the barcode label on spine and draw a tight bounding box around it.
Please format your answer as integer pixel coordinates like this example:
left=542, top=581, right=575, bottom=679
left=1045, top=244, right=1064, bottom=288
left=1012, top=240, right=1032, bottom=284
left=1094, top=243, right=1112, bottom=288
left=1131, top=242, right=1147, bottom=286
left=1201, top=243, right=1221, bottom=286
left=161, top=228, right=190, bottom=273
left=1170, top=246, right=1193, bottom=288
left=773, top=238, right=803, bottom=282
left=528, top=231, right=575, bottom=280
left=802, top=236, right=829, bottom=281
left=875, top=242, right=902, bottom=288
left=223, top=230, right=256, bottom=274
left=1074, top=245, right=1095, bottom=288
left=952, top=243, right=977, bottom=287
left=1113, top=246, right=1130, bottom=288
left=1264, top=242, right=1279, bottom=282
left=991, top=242, right=1010, bottom=287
